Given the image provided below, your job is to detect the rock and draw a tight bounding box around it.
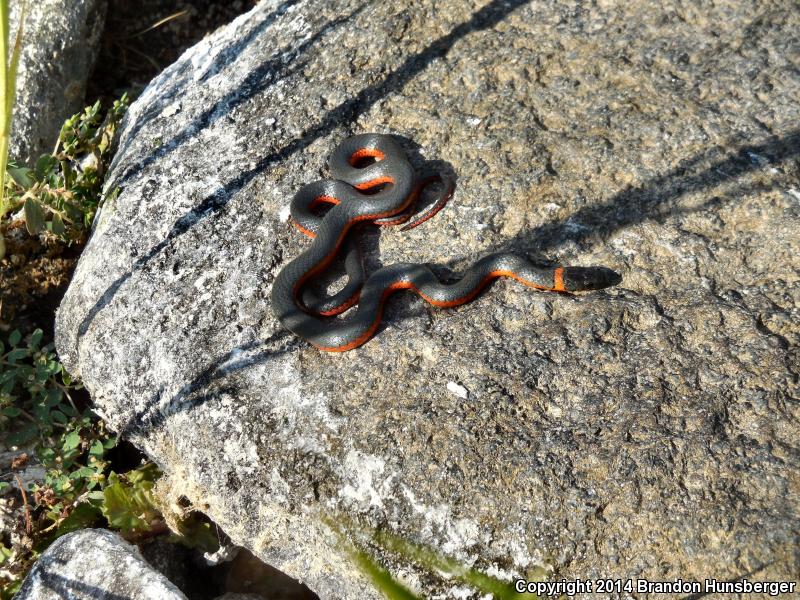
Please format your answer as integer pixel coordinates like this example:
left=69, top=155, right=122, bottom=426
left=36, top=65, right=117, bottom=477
left=138, top=538, right=209, bottom=599
left=9, top=0, right=107, bottom=166
left=15, top=529, right=186, bottom=599
left=55, top=1, right=799, bottom=598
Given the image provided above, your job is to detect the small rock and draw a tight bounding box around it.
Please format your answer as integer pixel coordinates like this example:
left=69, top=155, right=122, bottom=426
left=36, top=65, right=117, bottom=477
left=446, top=381, right=470, bottom=399
left=15, top=529, right=186, bottom=599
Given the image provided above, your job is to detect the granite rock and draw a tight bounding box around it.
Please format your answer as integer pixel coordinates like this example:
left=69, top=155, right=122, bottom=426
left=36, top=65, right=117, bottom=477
left=55, top=0, right=800, bottom=598
left=15, top=529, right=186, bottom=599
left=9, top=0, right=107, bottom=166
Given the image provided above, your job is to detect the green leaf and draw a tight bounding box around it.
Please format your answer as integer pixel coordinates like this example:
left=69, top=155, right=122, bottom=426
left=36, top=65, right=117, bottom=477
left=34, top=154, right=58, bottom=180
left=60, top=402, right=78, bottom=417
left=44, top=388, right=62, bottom=407
left=1, top=406, right=21, bottom=417
left=101, top=480, right=151, bottom=532
left=8, top=165, right=34, bottom=189
left=55, top=502, right=101, bottom=536
left=51, top=213, right=66, bottom=236
left=24, top=197, right=46, bottom=235
left=52, top=474, right=72, bottom=493
left=89, top=440, right=104, bottom=457
left=29, top=329, right=43, bottom=348
left=62, top=431, right=81, bottom=451
left=350, top=544, right=421, bottom=600
left=38, top=447, right=56, bottom=462
left=6, top=347, right=29, bottom=362
left=50, top=410, right=67, bottom=424
left=59, top=159, right=74, bottom=187
left=7, top=425, right=37, bottom=446
left=69, top=466, right=96, bottom=479
left=327, top=514, right=539, bottom=600
left=8, top=330, right=21, bottom=347
left=126, top=462, right=160, bottom=484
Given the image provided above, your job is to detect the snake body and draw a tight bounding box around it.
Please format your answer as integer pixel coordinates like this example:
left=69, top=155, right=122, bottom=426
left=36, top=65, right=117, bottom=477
left=271, top=133, right=620, bottom=351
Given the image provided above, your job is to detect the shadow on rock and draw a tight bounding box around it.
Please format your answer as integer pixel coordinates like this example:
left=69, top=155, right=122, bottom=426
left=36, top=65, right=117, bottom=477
left=118, top=330, right=295, bottom=437
left=77, top=0, right=534, bottom=341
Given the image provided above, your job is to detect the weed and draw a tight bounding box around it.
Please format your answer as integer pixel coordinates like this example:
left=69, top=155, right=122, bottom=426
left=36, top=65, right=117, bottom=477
left=2, top=96, right=129, bottom=244
left=0, top=328, right=212, bottom=597
left=324, top=513, right=541, bottom=600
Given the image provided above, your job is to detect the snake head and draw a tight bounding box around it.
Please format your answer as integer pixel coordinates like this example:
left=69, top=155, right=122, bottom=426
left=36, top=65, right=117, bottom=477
left=561, top=266, right=622, bottom=291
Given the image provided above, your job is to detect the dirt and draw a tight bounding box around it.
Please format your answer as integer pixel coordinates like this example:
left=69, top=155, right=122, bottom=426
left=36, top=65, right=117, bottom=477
left=0, top=224, right=82, bottom=337
left=88, top=0, right=259, bottom=104
left=1, top=0, right=257, bottom=338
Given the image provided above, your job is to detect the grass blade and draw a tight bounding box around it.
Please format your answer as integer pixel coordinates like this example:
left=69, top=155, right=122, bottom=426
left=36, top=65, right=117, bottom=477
left=0, top=0, right=26, bottom=216
left=322, top=515, right=422, bottom=600
left=0, top=0, right=10, bottom=213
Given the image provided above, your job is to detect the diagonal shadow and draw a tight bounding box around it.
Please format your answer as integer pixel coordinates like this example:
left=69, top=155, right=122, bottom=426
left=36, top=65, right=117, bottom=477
left=19, top=556, right=145, bottom=600
left=75, top=0, right=535, bottom=340
left=424, top=129, right=800, bottom=269
left=117, top=0, right=304, bottom=153
left=109, top=0, right=370, bottom=189
left=76, top=2, right=374, bottom=340
left=117, top=331, right=295, bottom=437
left=510, top=129, right=800, bottom=256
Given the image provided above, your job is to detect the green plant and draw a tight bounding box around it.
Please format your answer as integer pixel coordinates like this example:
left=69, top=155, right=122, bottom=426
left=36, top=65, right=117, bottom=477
left=0, top=327, right=220, bottom=595
left=0, top=327, right=109, bottom=594
left=0, top=0, right=26, bottom=210
left=100, top=463, right=161, bottom=533
left=2, top=95, right=128, bottom=242
left=324, top=513, right=540, bottom=600
left=0, top=327, right=114, bottom=530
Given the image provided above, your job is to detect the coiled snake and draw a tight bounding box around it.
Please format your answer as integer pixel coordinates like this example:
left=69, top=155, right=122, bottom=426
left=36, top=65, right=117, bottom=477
left=271, top=133, right=620, bottom=351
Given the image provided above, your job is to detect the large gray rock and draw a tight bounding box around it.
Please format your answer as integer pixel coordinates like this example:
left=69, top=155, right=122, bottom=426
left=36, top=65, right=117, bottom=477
left=9, top=0, right=107, bottom=166
left=15, top=529, right=186, bottom=599
left=55, top=0, right=800, bottom=598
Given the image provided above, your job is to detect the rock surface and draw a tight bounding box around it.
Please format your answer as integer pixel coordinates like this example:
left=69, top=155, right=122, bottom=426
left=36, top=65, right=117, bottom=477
left=9, top=0, right=107, bottom=166
left=56, top=0, right=800, bottom=598
left=15, top=529, right=186, bottom=599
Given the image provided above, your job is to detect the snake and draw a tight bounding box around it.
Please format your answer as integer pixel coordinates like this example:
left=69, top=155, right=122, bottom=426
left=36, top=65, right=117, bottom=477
left=271, top=133, right=620, bottom=352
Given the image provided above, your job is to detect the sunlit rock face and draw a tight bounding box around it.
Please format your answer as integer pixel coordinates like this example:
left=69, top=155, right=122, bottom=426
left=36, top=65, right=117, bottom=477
left=56, top=0, right=799, bottom=597
left=15, top=529, right=186, bottom=600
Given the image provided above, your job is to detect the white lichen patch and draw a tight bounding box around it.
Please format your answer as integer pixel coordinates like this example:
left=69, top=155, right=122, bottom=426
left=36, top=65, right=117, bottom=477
left=337, top=450, right=396, bottom=509
left=268, top=363, right=344, bottom=436
left=401, top=486, right=484, bottom=558
left=269, top=467, right=291, bottom=504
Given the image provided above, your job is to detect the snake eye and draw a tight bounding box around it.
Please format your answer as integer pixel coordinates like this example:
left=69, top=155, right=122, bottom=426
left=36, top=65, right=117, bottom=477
left=349, top=148, right=385, bottom=168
